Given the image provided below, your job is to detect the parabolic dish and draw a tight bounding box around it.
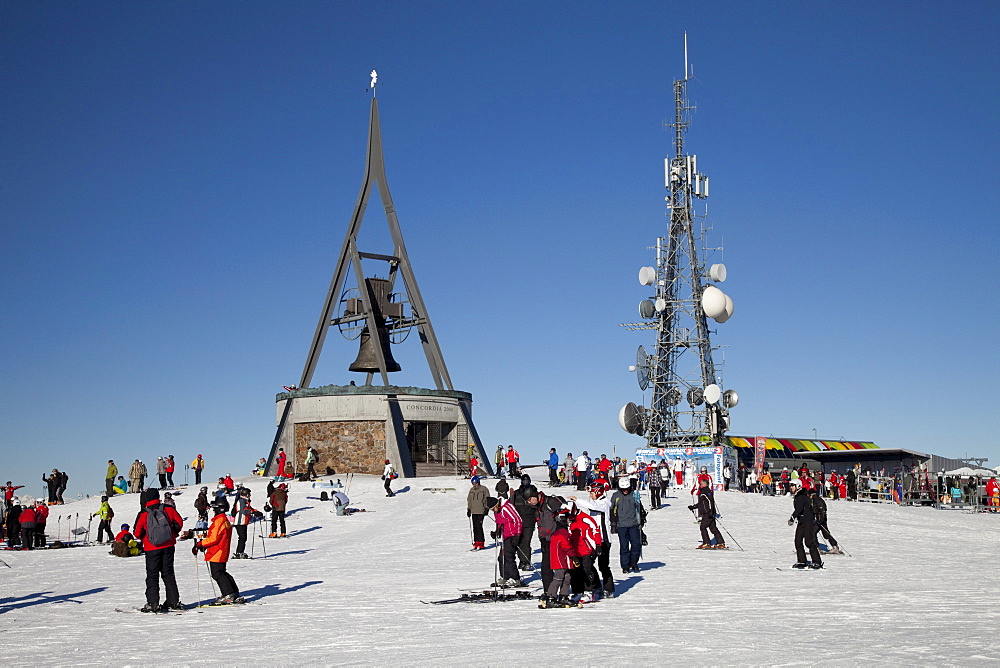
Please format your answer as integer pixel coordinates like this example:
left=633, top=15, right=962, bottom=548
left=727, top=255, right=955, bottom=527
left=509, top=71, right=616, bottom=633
left=636, top=345, right=650, bottom=391
left=687, top=387, right=704, bottom=406
left=618, top=402, right=644, bottom=435
left=639, top=299, right=656, bottom=319
left=714, top=294, right=734, bottom=323
left=704, top=383, right=722, bottom=405
left=723, top=389, right=739, bottom=408
left=666, top=387, right=682, bottom=406
left=709, top=263, right=727, bottom=283
left=701, top=286, right=727, bottom=319
left=655, top=297, right=667, bottom=312
left=638, top=266, right=656, bottom=286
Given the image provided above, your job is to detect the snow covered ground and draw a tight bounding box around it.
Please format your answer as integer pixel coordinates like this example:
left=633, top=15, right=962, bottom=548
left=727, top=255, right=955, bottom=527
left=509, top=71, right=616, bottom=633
left=1, top=472, right=997, bottom=666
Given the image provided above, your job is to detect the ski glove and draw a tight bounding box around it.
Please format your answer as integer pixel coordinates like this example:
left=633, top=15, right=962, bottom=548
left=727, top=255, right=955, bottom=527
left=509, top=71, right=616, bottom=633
left=489, top=530, right=498, bottom=540
left=467, top=509, right=472, bottom=517
left=788, top=517, right=795, bottom=526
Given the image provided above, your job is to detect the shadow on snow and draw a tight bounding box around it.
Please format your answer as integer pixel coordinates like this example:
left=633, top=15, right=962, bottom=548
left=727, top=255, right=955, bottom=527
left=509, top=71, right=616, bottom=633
left=0, top=586, right=108, bottom=613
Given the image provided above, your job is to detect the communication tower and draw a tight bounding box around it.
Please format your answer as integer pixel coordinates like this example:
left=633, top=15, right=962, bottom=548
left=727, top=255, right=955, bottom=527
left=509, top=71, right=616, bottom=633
left=619, top=38, right=738, bottom=449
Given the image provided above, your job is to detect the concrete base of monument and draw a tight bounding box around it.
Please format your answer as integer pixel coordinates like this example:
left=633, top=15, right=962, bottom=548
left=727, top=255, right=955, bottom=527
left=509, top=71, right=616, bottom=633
left=273, top=384, right=491, bottom=478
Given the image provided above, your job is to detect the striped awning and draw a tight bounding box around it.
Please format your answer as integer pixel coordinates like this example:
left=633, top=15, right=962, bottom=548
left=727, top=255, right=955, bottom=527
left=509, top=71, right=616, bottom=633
left=725, top=436, right=878, bottom=457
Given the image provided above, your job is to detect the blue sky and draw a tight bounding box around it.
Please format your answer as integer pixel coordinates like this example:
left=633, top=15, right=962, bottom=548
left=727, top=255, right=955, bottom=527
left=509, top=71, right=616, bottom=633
left=2, top=1, right=998, bottom=496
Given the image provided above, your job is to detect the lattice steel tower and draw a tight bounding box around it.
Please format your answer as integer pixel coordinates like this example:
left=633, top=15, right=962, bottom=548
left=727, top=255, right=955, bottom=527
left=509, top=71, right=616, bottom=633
left=619, top=39, right=738, bottom=448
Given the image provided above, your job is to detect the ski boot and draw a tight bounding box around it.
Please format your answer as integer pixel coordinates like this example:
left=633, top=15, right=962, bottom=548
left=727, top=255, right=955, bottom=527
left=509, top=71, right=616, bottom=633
left=711, top=543, right=727, bottom=550
left=504, top=578, right=524, bottom=588
left=268, top=532, right=277, bottom=538
left=139, top=603, right=161, bottom=613
left=537, top=594, right=551, bottom=609
left=808, top=562, right=824, bottom=570
left=696, top=543, right=711, bottom=549
left=211, top=595, right=233, bottom=606
left=791, top=562, right=808, bottom=569
left=828, top=546, right=843, bottom=555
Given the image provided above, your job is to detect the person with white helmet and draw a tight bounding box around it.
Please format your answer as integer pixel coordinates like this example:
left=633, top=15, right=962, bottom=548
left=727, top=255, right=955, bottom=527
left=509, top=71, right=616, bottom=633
left=574, top=484, right=616, bottom=598
left=33, top=499, right=49, bottom=548
left=610, top=477, right=645, bottom=574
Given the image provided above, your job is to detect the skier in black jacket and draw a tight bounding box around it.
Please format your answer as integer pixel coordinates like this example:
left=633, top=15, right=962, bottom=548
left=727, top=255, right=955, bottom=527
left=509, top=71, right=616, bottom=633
left=511, top=475, right=538, bottom=571
left=789, top=481, right=823, bottom=569
left=689, top=478, right=726, bottom=549
left=534, top=490, right=566, bottom=592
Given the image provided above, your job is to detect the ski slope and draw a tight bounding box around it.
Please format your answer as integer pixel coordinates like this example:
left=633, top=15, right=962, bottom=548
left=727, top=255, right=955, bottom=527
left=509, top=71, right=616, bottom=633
left=1, top=472, right=997, bottom=665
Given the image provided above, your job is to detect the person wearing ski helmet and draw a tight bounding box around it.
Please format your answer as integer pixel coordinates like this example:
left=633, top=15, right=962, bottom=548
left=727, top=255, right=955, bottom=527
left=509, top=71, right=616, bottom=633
left=92, top=495, right=115, bottom=543
left=539, top=502, right=576, bottom=608
left=512, top=474, right=538, bottom=571
left=487, top=495, right=524, bottom=587
left=382, top=460, right=396, bottom=497
left=505, top=445, right=520, bottom=478
left=194, top=498, right=243, bottom=605
left=33, top=499, right=49, bottom=548
left=532, top=486, right=567, bottom=592
left=135, top=488, right=185, bottom=612
left=191, top=454, right=205, bottom=484
left=466, top=476, right=489, bottom=550
left=574, top=483, right=616, bottom=598
left=788, top=479, right=823, bottom=569
left=268, top=482, right=288, bottom=537
left=690, top=478, right=726, bottom=549
left=231, top=487, right=258, bottom=558
left=610, top=477, right=644, bottom=574
left=194, top=487, right=210, bottom=522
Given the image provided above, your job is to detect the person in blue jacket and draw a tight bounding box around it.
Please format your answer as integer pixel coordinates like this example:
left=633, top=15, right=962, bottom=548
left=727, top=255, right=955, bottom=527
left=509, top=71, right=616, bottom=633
left=546, top=448, right=560, bottom=487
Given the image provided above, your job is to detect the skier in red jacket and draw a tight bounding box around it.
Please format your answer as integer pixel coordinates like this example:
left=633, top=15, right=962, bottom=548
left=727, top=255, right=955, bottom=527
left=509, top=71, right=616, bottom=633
left=539, top=503, right=576, bottom=608
left=505, top=446, right=520, bottom=477
left=134, top=488, right=185, bottom=612
left=569, top=502, right=602, bottom=602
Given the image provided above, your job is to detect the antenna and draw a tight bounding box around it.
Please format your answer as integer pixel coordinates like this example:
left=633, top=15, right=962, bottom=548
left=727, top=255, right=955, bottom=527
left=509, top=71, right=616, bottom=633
left=684, top=32, right=689, bottom=80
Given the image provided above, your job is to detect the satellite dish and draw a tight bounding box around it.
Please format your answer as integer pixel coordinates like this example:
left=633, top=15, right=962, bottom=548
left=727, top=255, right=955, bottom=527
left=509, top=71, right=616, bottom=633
left=618, top=402, right=645, bottom=435
left=639, top=300, right=656, bottom=319
left=708, top=263, right=727, bottom=283
left=714, top=294, right=735, bottom=323
left=665, top=387, right=682, bottom=406
left=687, top=387, right=704, bottom=406
left=701, top=286, right=728, bottom=319
left=655, top=297, right=667, bottom=312
left=636, top=345, right=650, bottom=391
left=723, top=389, right=739, bottom=408
left=638, top=266, right=656, bottom=286
left=704, top=384, right=722, bottom=405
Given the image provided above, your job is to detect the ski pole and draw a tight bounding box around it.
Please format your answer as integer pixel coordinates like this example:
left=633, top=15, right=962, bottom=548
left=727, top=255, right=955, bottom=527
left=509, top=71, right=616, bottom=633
left=204, top=560, right=219, bottom=599
left=716, top=519, right=744, bottom=551
left=257, top=517, right=268, bottom=560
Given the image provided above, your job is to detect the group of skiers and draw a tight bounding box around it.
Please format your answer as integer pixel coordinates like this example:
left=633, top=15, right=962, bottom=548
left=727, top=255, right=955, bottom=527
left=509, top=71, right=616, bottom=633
left=468, top=471, right=652, bottom=608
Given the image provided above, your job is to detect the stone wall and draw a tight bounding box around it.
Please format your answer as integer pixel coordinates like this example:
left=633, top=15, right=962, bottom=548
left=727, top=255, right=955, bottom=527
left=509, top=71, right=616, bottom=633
left=295, top=420, right=386, bottom=476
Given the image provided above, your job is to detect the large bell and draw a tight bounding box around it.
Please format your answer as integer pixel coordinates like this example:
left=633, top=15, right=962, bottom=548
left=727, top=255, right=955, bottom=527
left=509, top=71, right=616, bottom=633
left=349, top=324, right=401, bottom=373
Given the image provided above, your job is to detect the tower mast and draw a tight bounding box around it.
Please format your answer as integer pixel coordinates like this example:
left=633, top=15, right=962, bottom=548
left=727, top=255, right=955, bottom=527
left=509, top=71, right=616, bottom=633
left=620, top=37, right=736, bottom=449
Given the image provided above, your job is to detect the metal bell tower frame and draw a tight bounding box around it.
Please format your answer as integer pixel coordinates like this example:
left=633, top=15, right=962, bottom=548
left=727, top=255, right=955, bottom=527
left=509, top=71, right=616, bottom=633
left=264, top=79, right=490, bottom=475
left=621, top=38, right=736, bottom=448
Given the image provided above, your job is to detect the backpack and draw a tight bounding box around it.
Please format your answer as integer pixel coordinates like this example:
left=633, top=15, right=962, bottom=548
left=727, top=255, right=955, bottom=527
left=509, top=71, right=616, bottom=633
left=145, top=506, right=174, bottom=546
left=811, top=494, right=827, bottom=524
